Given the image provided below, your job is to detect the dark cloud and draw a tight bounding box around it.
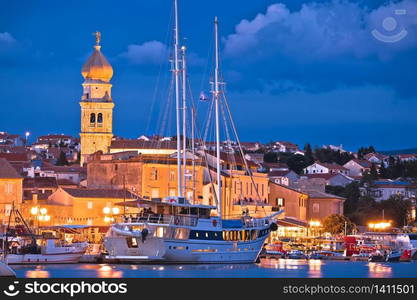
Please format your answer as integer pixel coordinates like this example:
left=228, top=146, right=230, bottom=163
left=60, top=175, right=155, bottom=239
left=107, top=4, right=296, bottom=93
left=222, top=0, right=417, bottom=97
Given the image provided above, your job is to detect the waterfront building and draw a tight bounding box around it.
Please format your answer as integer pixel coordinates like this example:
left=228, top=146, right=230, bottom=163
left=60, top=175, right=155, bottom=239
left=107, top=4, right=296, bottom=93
left=47, top=187, right=137, bottom=226
left=79, top=32, right=114, bottom=165
left=0, top=158, right=23, bottom=226
left=305, top=190, right=345, bottom=220
left=109, top=139, right=177, bottom=156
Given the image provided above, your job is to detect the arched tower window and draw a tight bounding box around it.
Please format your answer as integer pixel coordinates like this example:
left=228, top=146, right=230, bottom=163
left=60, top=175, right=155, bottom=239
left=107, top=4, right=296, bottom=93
left=90, top=113, right=96, bottom=123
left=97, top=113, right=103, bottom=123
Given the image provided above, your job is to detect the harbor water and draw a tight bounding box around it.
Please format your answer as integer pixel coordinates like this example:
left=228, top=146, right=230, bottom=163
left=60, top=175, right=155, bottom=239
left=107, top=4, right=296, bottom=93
left=12, top=259, right=417, bottom=278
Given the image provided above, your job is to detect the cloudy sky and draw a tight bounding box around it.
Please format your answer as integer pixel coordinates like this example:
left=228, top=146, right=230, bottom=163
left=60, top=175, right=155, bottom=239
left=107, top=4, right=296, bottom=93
left=1, top=0, right=417, bottom=151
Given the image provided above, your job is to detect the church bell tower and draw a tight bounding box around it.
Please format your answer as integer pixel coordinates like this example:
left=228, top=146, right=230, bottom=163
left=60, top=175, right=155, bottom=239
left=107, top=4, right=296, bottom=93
left=79, top=32, right=114, bottom=165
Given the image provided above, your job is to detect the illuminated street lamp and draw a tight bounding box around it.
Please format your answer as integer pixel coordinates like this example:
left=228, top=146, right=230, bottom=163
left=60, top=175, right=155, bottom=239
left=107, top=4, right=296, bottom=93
left=103, top=206, right=120, bottom=223
left=368, top=221, right=392, bottom=231
left=25, top=131, right=30, bottom=145
left=308, top=220, right=322, bottom=237
left=30, top=206, right=51, bottom=233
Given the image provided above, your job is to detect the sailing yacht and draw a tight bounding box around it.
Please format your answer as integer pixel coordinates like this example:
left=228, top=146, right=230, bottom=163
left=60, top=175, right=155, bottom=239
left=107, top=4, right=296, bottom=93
left=103, top=0, right=281, bottom=263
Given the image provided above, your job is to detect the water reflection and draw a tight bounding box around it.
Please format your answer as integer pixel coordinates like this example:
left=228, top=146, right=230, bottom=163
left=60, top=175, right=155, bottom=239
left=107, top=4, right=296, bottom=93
left=368, top=263, right=392, bottom=278
left=25, top=265, right=50, bottom=278
left=260, top=258, right=305, bottom=270
left=97, top=264, right=123, bottom=278
left=308, top=259, right=322, bottom=278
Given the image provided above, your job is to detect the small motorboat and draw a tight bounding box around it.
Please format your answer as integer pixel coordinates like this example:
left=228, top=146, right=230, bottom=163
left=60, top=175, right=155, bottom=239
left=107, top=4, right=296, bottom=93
left=286, top=250, right=307, bottom=259
left=386, top=250, right=401, bottom=262
left=0, top=261, right=16, bottom=277
left=368, top=250, right=386, bottom=262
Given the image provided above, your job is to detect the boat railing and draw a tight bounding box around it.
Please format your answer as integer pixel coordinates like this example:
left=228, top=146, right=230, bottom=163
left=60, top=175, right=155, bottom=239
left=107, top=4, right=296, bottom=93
left=123, top=214, right=198, bottom=227
left=242, top=217, right=270, bottom=228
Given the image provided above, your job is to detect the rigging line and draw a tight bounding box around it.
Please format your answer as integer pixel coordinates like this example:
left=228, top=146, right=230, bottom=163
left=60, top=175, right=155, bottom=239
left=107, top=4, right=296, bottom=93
left=192, top=111, right=220, bottom=211
left=219, top=96, right=250, bottom=214
left=222, top=93, right=267, bottom=216
left=203, top=96, right=214, bottom=143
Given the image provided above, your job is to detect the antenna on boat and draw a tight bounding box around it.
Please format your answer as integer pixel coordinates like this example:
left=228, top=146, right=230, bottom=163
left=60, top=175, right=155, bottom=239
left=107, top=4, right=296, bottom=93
left=173, top=0, right=182, bottom=197
left=213, top=16, right=222, bottom=218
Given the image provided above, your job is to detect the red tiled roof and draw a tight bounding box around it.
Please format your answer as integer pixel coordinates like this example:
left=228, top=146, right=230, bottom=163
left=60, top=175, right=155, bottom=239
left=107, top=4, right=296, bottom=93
left=0, top=153, right=29, bottom=162
left=205, top=151, right=258, bottom=168
left=23, top=177, right=58, bottom=189
left=315, top=162, right=348, bottom=171
left=305, top=190, right=345, bottom=200
left=397, top=154, right=417, bottom=159
left=110, top=139, right=177, bottom=150
left=0, top=158, right=22, bottom=179
left=349, top=159, right=372, bottom=168
left=268, top=170, right=292, bottom=177
left=62, top=188, right=136, bottom=199
left=364, top=153, right=388, bottom=161
left=305, top=173, right=340, bottom=180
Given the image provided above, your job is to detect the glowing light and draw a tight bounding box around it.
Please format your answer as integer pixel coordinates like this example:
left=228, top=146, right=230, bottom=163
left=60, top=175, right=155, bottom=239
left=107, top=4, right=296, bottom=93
left=309, top=221, right=321, bottom=227
left=112, top=207, right=120, bottom=215
left=30, top=207, right=38, bottom=215
left=103, top=207, right=111, bottom=214
left=368, top=221, right=391, bottom=230
left=40, top=208, right=47, bottom=215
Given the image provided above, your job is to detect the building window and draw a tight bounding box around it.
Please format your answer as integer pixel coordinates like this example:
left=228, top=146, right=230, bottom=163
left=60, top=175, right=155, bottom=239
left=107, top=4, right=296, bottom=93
left=276, top=198, right=284, bottom=206
left=97, top=113, right=103, bottom=123
left=5, top=183, right=13, bottom=194
left=169, top=171, right=175, bottom=182
left=90, top=113, right=96, bottom=123
left=313, top=203, right=320, bottom=213
left=151, top=168, right=158, bottom=181
left=87, top=201, right=93, bottom=209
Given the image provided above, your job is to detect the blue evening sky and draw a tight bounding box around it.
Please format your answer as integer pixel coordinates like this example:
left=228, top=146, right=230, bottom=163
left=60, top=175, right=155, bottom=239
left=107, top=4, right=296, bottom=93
left=1, top=0, right=417, bottom=151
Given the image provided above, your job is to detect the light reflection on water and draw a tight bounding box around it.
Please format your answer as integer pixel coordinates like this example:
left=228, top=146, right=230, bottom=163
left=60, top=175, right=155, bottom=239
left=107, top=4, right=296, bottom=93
left=11, top=259, right=416, bottom=278
left=25, top=266, right=50, bottom=278
left=368, top=262, right=392, bottom=278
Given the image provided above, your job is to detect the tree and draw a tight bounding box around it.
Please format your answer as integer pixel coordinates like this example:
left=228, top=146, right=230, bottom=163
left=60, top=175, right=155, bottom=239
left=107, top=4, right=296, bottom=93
left=370, top=163, right=379, bottom=179
left=56, top=150, right=69, bottom=166
left=304, top=143, right=314, bottom=166
left=286, top=154, right=310, bottom=174
left=322, top=214, right=356, bottom=235
left=376, top=195, right=412, bottom=227
left=264, top=152, right=278, bottom=163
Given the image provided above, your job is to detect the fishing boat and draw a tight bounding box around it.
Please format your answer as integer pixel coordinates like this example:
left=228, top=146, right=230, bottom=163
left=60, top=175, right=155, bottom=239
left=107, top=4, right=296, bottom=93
left=1, top=208, right=88, bottom=265
left=103, top=0, right=281, bottom=264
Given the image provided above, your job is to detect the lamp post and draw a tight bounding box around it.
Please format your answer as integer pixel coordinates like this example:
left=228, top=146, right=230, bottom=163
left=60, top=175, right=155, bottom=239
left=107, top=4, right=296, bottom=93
left=30, top=206, right=50, bottom=234
left=103, top=206, right=120, bottom=224
left=309, top=220, right=322, bottom=238
left=25, top=131, right=30, bottom=146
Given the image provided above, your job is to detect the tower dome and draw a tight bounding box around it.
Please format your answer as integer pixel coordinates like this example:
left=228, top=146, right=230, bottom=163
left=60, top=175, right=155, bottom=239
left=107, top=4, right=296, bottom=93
left=81, top=32, right=113, bottom=82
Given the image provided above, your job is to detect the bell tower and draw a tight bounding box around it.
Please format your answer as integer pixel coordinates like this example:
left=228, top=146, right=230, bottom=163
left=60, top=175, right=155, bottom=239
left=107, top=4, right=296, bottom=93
left=79, top=32, right=114, bottom=165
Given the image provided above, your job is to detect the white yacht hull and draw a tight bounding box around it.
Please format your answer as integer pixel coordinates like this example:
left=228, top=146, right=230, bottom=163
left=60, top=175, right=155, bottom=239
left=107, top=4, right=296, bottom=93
left=5, top=252, right=85, bottom=265
left=162, top=237, right=267, bottom=263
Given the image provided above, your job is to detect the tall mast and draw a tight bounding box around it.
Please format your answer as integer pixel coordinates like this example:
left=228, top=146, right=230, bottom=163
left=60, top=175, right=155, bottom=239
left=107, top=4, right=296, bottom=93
left=173, top=0, right=182, bottom=197
left=191, top=106, right=196, bottom=203
left=214, top=16, right=222, bottom=218
left=181, top=45, right=187, bottom=198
